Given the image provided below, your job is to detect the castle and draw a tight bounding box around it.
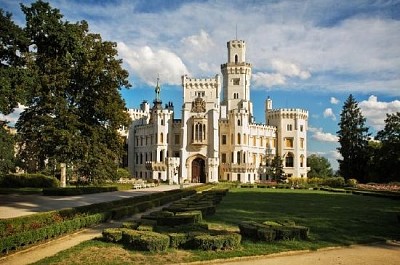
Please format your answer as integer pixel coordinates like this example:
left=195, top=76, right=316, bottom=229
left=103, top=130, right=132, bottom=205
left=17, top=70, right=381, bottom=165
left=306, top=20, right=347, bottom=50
left=124, top=40, right=309, bottom=183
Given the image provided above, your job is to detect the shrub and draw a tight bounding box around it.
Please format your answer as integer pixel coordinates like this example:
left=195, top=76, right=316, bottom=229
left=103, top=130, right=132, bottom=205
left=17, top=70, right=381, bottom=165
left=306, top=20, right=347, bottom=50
left=43, top=186, right=118, bottom=196
left=1, top=173, right=59, bottom=188
left=168, top=233, right=189, bottom=248
left=102, top=228, right=124, bottom=242
left=122, top=230, right=170, bottom=252
left=346, top=178, right=358, bottom=187
left=323, top=177, right=345, bottom=188
left=193, top=233, right=241, bottom=250
left=257, top=228, right=276, bottom=242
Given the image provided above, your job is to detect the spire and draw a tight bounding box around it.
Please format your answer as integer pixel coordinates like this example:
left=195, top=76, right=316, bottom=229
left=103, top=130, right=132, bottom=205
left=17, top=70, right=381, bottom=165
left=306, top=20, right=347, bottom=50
left=155, top=75, right=161, bottom=102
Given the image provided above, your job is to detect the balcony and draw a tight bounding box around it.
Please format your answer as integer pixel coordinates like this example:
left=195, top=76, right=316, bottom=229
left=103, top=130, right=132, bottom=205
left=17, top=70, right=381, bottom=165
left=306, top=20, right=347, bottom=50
left=145, top=161, right=166, bottom=171
left=220, top=163, right=256, bottom=173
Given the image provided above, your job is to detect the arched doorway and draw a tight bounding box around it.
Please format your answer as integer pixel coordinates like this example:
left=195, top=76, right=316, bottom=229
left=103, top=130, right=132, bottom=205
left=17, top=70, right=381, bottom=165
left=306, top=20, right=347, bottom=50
left=192, top=158, right=206, bottom=183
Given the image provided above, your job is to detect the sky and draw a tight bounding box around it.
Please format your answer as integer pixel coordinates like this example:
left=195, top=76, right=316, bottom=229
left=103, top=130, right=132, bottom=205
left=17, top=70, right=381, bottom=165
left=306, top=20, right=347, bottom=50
left=1, top=0, right=400, bottom=170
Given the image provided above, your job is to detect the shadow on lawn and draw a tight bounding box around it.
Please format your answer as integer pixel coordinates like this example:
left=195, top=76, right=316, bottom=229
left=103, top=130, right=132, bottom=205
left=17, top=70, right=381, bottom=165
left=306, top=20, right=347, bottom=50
left=206, top=189, right=400, bottom=246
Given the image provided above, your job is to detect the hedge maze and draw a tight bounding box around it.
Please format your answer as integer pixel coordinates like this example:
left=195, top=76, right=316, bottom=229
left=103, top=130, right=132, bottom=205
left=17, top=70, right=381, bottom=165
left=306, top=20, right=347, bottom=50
left=102, top=189, right=242, bottom=251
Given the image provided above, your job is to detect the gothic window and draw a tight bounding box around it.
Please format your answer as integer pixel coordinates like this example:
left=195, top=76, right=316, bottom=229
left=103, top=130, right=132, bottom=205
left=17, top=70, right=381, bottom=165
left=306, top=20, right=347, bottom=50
left=233, top=78, right=240, bottom=85
left=160, top=133, right=164, bottom=143
left=300, top=138, right=304, bottom=149
left=237, top=133, right=241, bottom=144
left=287, top=124, right=293, bottom=131
left=237, top=119, right=241, bottom=126
left=235, top=54, right=238, bottom=64
left=300, top=155, right=304, bottom=167
left=285, top=153, right=294, bottom=167
left=237, top=152, right=241, bottom=164
left=233, top=92, right=239, bottom=99
left=192, top=121, right=206, bottom=144
left=300, top=125, right=304, bottom=132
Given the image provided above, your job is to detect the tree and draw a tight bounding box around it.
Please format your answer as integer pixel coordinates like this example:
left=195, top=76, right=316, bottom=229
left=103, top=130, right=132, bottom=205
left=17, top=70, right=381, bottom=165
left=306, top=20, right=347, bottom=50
left=337, top=94, right=370, bottom=182
left=0, top=125, right=15, bottom=176
left=306, top=154, right=333, bottom=178
left=267, top=154, right=284, bottom=181
left=375, top=112, right=400, bottom=182
left=14, top=1, right=131, bottom=181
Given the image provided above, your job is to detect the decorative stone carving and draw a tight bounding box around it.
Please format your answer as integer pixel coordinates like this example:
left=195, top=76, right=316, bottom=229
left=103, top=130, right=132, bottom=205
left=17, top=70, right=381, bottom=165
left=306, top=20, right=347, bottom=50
left=191, top=97, right=206, bottom=113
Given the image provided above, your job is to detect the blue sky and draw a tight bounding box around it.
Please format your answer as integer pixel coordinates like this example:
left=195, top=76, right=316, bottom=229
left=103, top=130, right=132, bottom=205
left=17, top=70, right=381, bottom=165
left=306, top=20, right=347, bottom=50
left=1, top=0, right=400, bottom=170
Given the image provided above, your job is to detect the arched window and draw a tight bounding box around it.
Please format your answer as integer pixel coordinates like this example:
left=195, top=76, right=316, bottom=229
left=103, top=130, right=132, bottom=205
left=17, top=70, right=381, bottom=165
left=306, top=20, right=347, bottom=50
left=237, top=133, right=241, bottom=144
left=285, top=153, right=294, bottom=167
left=235, top=54, right=238, bottom=64
left=300, top=155, right=304, bottom=167
left=238, top=119, right=241, bottom=126
left=192, top=121, right=206, bottom=144
left=160, top=133, right=164, bottom=143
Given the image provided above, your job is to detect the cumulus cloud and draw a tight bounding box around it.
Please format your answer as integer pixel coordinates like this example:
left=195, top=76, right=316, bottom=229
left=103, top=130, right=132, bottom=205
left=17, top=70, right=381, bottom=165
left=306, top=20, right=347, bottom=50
left=323, top=108, right=336, bottom=121
left=118, top=42, right=189, bottom=86
left=309, top=126, right=339, bottom=142
left=271, top=59, right=311, bottom=80
left=252, top=72, right=286, bottom=87
left=330, top=97, right=339, bottom=104
left=359, top=95, right=400, bottom=130
left=0, top=104, right=27, bottom=127
left=252, top=60, right=310, bottom=88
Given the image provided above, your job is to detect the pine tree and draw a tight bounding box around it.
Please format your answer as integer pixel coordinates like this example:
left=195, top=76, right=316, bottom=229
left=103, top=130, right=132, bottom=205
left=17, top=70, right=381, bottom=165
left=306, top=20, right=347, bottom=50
left=337, top=94, right=370, bottom=182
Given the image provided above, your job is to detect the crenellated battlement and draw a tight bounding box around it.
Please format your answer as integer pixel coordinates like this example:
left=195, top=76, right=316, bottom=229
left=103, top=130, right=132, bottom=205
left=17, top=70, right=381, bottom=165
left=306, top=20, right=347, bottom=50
left=267, top=108, right=308, bottom=120
left=182, top=74, right=220, bottom=89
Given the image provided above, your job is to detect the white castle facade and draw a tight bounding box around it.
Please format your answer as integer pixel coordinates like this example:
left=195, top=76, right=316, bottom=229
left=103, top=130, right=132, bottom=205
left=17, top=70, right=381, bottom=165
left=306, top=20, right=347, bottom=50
left=125, top=40, right=309, bottom=183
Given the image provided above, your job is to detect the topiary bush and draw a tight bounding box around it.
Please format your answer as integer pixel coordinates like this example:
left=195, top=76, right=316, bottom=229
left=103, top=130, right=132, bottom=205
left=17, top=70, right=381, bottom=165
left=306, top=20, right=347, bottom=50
left=1, top=173, right=59, bottom=188
left=121, top=230, right=170, bottom=252
left=193, top=232, right=241, bottom=250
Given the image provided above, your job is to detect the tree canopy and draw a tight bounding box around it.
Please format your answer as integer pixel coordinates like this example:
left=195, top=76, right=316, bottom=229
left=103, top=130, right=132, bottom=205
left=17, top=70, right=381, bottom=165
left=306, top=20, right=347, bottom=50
left=374, top=112, right=400, bottom=182
left=337, top=94, right=370, bottom=182
left=306, top=154, right=333, bottom=178
left=2, top=0, right=132, bottom=181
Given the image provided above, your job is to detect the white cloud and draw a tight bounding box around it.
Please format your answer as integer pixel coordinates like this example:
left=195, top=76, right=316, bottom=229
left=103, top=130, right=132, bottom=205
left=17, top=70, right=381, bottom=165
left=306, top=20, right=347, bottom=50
left=323, top=108, right=336, bottom=121
left=330, top=97, right=339, bottom=104
left=0, top=104, right=26, bottom=127
left=271, top=59, right=311, bottom=80
left=309, top=126, right=339, bottom=142
left=252, top=72, right=286, bottom=87
left=359, top=95, right=400, bottom=130
left=118, top=42, right=189, bottom=86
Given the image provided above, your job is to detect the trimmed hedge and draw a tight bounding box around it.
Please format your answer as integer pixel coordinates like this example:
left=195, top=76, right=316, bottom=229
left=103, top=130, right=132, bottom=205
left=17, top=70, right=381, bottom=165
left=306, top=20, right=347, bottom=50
left=0, top=186, right=200, bottom=255
left=0, top=173, right=59, bottom=188
left=121, top=230, right=170, bottom=252
left=1, top=212, right=110, bottom=254
left=42, top=186, right=119, bottom=196
left=193, top=232, right=241, bottom=250
left=239, top=220, right=309, bottom=242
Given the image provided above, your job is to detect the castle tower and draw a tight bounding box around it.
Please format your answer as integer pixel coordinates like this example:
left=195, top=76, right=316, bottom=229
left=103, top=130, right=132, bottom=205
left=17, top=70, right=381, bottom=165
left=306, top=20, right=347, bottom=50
left=221, top=40, right=252, bottom=117
left=266, top=106, right=309, bottom=178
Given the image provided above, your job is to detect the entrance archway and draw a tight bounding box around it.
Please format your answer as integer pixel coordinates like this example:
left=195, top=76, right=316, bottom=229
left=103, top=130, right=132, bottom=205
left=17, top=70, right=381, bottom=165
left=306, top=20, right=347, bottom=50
left=192, top=158, right=206, bottom=183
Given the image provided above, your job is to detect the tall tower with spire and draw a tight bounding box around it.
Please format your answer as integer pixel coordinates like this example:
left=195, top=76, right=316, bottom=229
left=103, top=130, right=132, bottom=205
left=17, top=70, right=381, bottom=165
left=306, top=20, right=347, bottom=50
left=221, top=40, right=253, bottom=117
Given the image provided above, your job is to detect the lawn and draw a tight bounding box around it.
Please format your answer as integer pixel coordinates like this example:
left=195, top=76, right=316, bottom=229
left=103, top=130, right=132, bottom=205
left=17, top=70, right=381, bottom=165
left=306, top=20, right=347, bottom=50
left=32, top=188, right=400, bottom=265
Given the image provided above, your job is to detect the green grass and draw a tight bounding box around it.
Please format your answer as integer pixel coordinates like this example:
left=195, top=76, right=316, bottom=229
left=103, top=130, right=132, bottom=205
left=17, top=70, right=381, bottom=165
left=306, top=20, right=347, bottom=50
left=32, top=188, right=400, bottom=265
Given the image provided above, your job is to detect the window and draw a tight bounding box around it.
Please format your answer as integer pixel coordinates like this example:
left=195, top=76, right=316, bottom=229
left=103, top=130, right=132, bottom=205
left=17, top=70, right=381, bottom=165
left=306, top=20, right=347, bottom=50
left=233, top=92, right=239, bottom=99
left=192, top=121, right=206, bottom=144
left=237, top=152, right=241, bottom=164
left=235, top=54, right=238, bottom=64
left=174, top=134, right=180, bottom=145
left=233, top=78, right=240, bottom=85
left=237, top=133, right=241, bottom=144
left=300, top=125, right=304, bottom=132
left=160, top=133, right=164, bottom=143
left=221, top=153, right=227, bottom=163
left=161, top=119, right=164, bottom=125
left=285, top=138, right=294, bottom=148
left=195, top=91, right=205, bottom=97
left=237, top=119, right=241, bottom=126
left=174, top=152, right=180, bottom=157
left=300, top=138, right=304, bottom=149
left=285, top=153, right=294, bottom=167
left=287, top=124, right=293, bottom=131
left=222, top=134, right=227, bottom=145
left=300, top=155, right=304, bottom=167
left=260, top=137, right=263, bottom=146
left=160, top=150, right=164, bottom=162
